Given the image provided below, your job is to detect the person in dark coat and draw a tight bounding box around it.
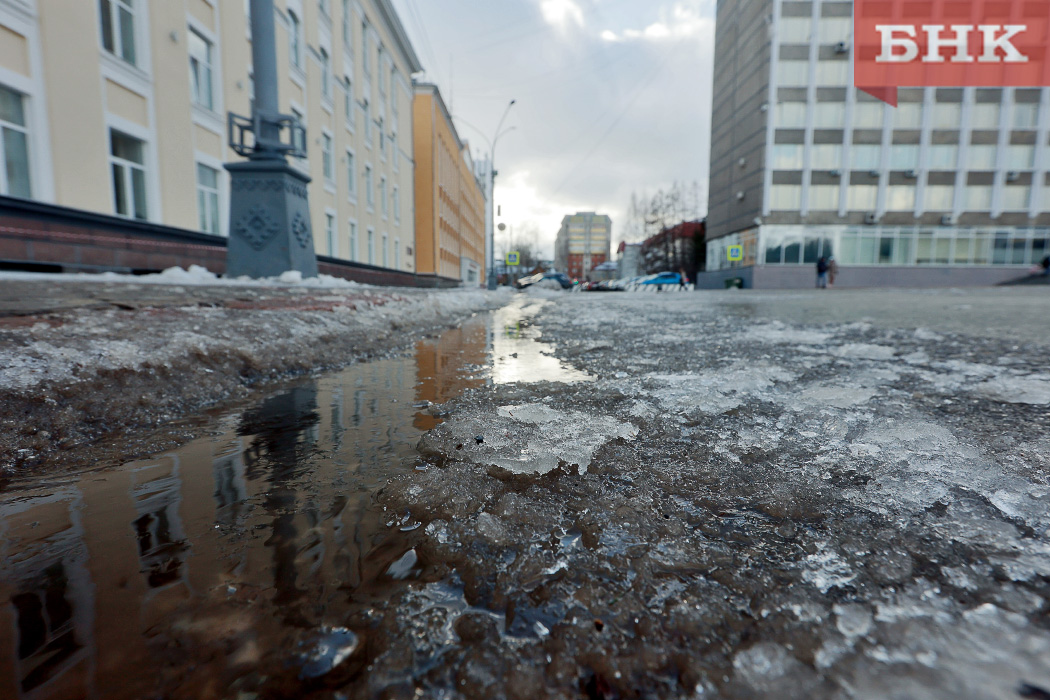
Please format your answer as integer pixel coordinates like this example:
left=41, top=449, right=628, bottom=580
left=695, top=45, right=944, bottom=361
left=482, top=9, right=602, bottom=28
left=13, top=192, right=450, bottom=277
left=816, top=257, right=829, bottom=289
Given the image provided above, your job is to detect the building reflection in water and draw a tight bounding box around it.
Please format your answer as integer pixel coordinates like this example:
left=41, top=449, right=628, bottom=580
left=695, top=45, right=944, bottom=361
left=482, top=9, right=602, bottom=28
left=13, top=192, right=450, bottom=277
left=0, top=310, right=494, bottom=697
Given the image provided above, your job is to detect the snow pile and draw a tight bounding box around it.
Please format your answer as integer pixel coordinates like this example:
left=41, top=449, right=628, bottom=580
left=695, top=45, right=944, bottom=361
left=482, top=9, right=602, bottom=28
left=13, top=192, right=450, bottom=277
left=418, top=402, right=638, bottom=475
left=0, top=265, right=372, bottom=289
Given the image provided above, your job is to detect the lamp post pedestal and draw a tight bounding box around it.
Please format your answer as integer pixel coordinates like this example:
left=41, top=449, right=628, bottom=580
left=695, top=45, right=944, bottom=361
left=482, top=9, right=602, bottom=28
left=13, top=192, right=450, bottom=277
left=225, top=160, right=318, bottom=279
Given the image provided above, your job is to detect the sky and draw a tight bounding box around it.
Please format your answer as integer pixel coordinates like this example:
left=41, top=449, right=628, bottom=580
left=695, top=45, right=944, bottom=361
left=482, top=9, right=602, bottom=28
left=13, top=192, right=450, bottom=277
left=389, top=0, right=715, bottom=260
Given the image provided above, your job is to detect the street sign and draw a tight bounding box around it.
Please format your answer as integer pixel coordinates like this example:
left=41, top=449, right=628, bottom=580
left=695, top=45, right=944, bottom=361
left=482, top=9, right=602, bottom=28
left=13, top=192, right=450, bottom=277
left=727, top=245, right=743, bottom=262
left=506, top=252, right=520, bottom=266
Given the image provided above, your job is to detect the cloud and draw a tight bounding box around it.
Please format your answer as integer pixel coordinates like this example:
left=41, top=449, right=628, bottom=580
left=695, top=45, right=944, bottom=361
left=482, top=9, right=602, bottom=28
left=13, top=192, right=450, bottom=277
left=540, top=0, right=585, bottom=31
left=602, top=2, right=712, bottom=43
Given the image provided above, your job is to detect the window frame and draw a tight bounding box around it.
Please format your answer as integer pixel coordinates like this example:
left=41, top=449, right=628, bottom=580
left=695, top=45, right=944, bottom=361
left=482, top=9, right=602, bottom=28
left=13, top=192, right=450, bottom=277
left=195, top=161, right=221, bottom=235
left=109, top=128, right=149, bottom=220
left=188, top=25, right=215, bottom=112
left=0, top=84, right=32, bottom=199
left=99, top=0, right=138, bottom=67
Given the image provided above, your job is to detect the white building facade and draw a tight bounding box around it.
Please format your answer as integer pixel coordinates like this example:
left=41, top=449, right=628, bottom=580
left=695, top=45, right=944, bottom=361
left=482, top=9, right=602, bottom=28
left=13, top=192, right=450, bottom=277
left=706, top=0, right=1050, bottom=287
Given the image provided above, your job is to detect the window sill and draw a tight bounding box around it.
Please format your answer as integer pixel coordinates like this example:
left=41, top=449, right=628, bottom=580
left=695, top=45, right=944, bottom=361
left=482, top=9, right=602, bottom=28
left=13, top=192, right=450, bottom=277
left=321, top=97, right=334, bottom=115
left=100, top=51, right=153, bottom=92
left=192, top=103, right=224, bottom=133
left=290, top=64, right=306, bottom=89
left=324, top=181, right=337, bottom=195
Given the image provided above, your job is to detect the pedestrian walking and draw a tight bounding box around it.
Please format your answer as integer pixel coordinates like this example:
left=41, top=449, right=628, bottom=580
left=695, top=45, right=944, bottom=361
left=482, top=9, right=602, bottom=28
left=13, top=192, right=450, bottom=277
left=1042, top=255, right=1050, bottom=276
left=679, top=268, right=688, bottom=290
left=816, top=256, right=829, bottom=289
left=828, top=257, right=839, bottom=288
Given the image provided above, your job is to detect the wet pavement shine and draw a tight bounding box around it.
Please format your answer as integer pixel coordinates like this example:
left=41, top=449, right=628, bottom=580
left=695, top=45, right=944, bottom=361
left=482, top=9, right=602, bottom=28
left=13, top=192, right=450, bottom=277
left=1, top=289, right=1049, bottom=699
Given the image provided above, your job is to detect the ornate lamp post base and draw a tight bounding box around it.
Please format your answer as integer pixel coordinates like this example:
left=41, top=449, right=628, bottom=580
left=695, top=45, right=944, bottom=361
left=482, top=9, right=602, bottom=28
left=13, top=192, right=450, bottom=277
left=225, top=160, right=318, bottom=280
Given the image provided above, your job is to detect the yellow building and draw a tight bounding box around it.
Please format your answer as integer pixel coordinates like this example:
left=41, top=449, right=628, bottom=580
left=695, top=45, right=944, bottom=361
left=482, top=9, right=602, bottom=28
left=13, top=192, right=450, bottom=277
left=0, top=0, right=420, bottom=272
left=412, top=82, right=485, bottom=285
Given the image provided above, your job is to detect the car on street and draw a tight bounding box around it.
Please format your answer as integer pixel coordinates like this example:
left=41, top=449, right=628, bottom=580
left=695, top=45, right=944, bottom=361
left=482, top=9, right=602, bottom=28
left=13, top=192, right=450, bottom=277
left=517, top=272, right=572, bottom=290
left=639, top=271, right=683, bottom=287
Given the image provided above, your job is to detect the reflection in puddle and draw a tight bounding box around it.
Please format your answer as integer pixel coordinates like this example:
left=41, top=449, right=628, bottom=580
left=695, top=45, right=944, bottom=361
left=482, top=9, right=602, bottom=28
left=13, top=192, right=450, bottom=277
left=0, top=301, right=583, bottom=697
left=491, top=297, right=592, bottom=385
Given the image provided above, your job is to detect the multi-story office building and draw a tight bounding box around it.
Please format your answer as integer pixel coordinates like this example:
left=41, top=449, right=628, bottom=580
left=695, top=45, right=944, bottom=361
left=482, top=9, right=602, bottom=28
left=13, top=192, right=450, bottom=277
left=412, top=82, right=486, bottom=285
left=0, top=0, right=420, bottom=273
left=554, top=212, right=611, bottom=280
left=706, top=0, right=1050, bottom=288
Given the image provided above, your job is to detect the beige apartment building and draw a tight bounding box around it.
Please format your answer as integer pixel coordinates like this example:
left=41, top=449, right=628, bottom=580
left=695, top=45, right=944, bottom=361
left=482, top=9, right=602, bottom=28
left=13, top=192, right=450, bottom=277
left=412, top=82, right=485, bottom=285
left=0, top=0, right=421, bottom=272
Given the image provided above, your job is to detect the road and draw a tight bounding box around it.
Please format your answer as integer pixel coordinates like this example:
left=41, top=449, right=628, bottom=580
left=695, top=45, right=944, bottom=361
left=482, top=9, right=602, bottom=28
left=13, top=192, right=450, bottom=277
left=0, top=286, right=1048, bottom=699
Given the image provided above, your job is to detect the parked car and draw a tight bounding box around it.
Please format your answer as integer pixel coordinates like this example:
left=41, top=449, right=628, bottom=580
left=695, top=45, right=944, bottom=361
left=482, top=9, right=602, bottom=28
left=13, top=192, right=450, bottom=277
left=639, top=272, right=683, bottom=287
left=517, top=272, right=572, bottom=290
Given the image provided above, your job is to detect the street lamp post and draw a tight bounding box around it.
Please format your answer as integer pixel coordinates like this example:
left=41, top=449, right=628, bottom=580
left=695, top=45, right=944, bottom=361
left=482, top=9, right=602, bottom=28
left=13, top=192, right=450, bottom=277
left=485, top=99, right=516, bottom=290
left=224, top=0, right=317, bottom=279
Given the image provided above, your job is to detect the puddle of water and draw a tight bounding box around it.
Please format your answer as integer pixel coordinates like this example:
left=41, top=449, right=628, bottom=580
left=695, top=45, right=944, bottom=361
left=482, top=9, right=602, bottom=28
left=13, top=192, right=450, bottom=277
left=491, top=297, right=592, bottom=385
left=0, top=299, right=589, bottom=698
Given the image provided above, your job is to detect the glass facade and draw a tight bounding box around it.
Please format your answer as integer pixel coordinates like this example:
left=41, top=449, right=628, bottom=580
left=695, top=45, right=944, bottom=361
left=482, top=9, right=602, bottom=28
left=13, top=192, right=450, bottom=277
left=709, top=226, right=1050, bottom=271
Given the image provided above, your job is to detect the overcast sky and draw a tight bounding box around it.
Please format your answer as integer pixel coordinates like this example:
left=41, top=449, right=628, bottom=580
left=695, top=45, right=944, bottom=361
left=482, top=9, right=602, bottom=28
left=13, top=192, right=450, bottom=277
left=389, top=0, right=715, bottom=259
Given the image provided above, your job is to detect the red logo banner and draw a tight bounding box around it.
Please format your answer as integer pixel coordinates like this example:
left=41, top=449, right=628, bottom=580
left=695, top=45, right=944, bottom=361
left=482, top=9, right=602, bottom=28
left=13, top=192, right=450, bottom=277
left=854, top=1, right=1050, bottom=105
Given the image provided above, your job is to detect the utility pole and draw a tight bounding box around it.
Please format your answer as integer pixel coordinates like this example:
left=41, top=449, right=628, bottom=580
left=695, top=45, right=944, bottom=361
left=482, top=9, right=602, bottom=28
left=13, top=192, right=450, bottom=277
left=486, top=99, right=516, bottom=290
left=225, top=0, right=318, bottom=279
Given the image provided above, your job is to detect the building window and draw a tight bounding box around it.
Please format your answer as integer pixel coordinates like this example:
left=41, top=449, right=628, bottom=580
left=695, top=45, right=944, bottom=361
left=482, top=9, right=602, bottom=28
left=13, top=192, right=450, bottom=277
left=363, top=99, right=371, bottom=145
left=390, top=131, right=398, bottom=170
left=809, top=184, right=839, bottom=210
left=189, top=28, right=214, bottom=111
left=344, top=76, right=354, bottom=127
left=925, top=184, right=954, bottom=211
left=380, top=176, right=387, bottom=216
left=364, top=164, right=374, bottom=208
left=110, top=129, right=148, bottom=219
left=818, top=17, right=852, bottom=44
left=890, top=144, right=919, bottom=170
left=777, top=61, right=809, bottom=87
left=322, top=133, right=334, bottom=182
left=319, top=0, right=330, bottom=17
left=382, top=232, right=388, bottom=267
left=813, top=102, right=845, bottom=129
left=325, top=213, right=335, bottom=255
left=853, top=101, right=885, bottom=130
left=1002, top=185, right=1031, bottom=211
left=393, top=185, right=400, bottom=224
left=893, top=102, right=923, bottom=129
left=932, top=102, right=962, bottom=129
left=928, top=144, right=958, bottom=170
left=885, top=185, right=915, bottom=211
left=394, top=237, right=400, bottom=268
left=779, top=17, right=811, bottom=44
left=378, top=116, right=385, bottom=157
left=348, top=220, right=357, bottom=261
left=342, top=0, right=351, bottom=47
left=965, top=185, right=994, bottom=211
left=851, top=144, right=881, bottom=171
left=0, top=86, right=32, bottom=199
left=775, top=102, right=807, bottom=129
left=816, top=61, right=849, bottom=87
left=770, top=184, right=802, bottom=210
left=288, top=10, right=302, bottom=70
left=361, top=21, right=371, bottom=76
left=1013, top=103, right=1039, bottom=130
left=811, top=144, right=842, bottom=170
left=971, top=103, right=1001, bottom=130
left=99, top=0, right=137, bottom=66
left=367, top=227, right=375, bottom=264
left=848, top=185, right=878, bottom=210
left=320, top=48, right=332, bottom=101
left=346, top=150, right=356, bottom=198
left=968, top=144, right=998, bottom=170
left=290, top=107, right=307, bottom=157
left=1007, top=144, right=1035, bottom=170
left=196, top=163, right=220, bottom=234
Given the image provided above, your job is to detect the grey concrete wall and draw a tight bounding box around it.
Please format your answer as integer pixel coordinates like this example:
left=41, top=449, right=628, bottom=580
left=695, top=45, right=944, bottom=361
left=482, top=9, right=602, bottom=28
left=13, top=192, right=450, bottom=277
left=753, top=265, right=1032, bottom=289
left=707, top=0, right=773, bottom=242
left=695, top=266, right=755, bottom=290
